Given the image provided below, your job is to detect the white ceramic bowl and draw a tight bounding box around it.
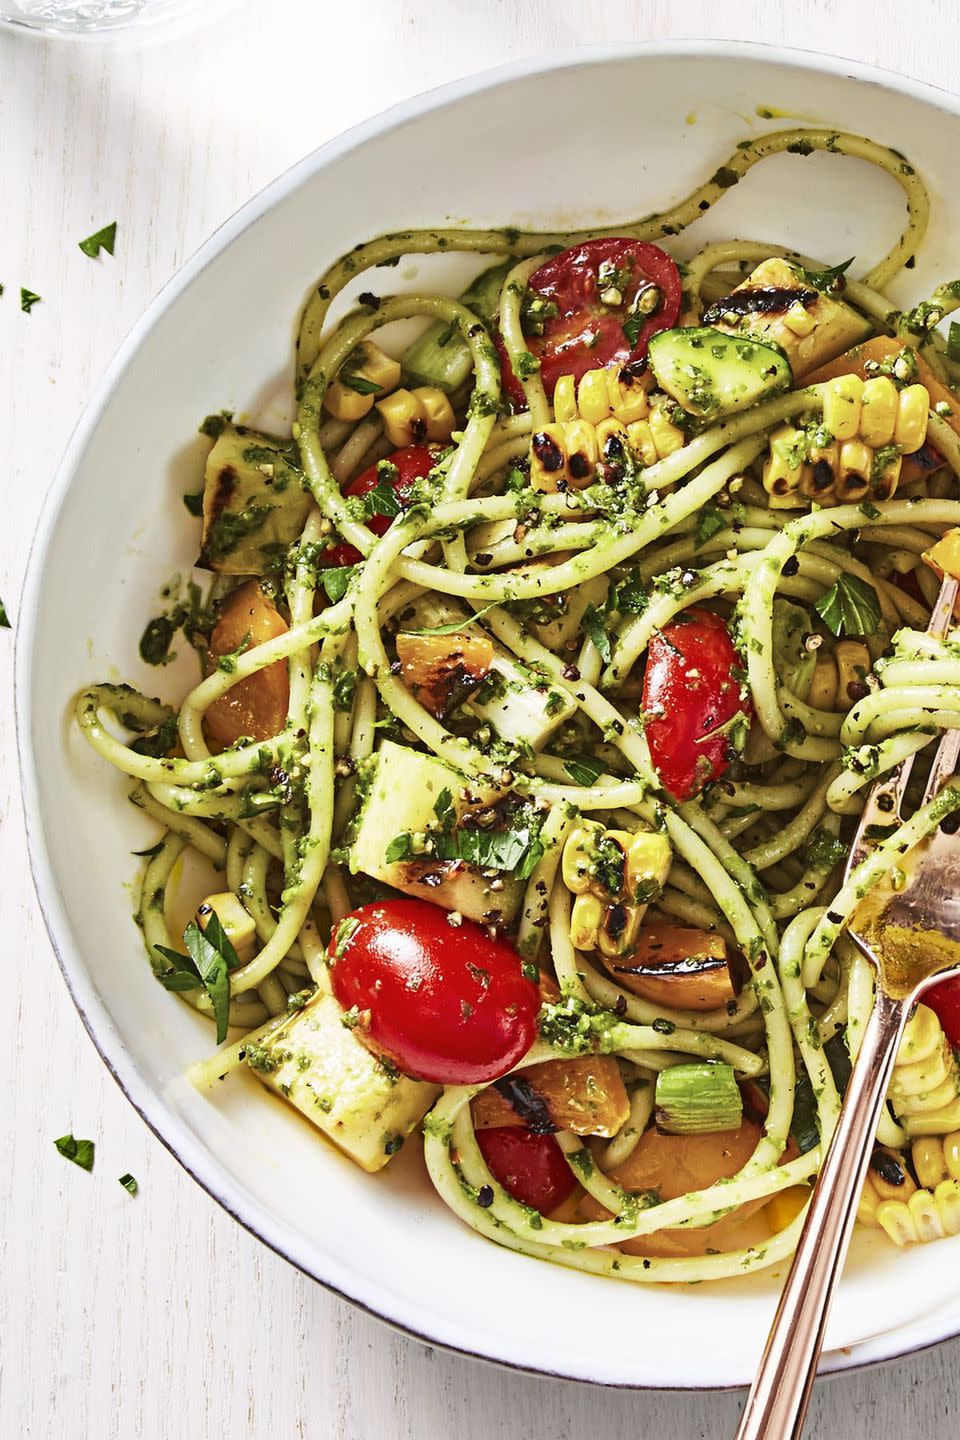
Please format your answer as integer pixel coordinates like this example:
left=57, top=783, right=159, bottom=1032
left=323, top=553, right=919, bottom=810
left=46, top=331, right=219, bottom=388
left=17, top=42, right=960, bottom=1389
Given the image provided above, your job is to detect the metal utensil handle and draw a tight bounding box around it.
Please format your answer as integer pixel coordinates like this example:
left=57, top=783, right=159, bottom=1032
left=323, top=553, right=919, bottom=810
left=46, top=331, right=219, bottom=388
left=735, top=985, right=910, bottom=1440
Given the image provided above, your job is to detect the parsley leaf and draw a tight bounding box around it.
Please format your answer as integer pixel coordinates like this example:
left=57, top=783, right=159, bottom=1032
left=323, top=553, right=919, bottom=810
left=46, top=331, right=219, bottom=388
left=118, top=1173, right=138, bottom=1196
left=814, top=573, right=881, bottom=637
left=20, top=288, right=41, bottom=313
left=79, top=221, right=118, bottom=259
left=406, top=603, right=497, bottom=636
left=322, top=565, right=358, bottom=603
left=622, top=313, right=644, bottom=348
left=432, top=786, right=456, bottom=832
left=54, top=1133, right=95, bottom=1171
left=0, top=597, right=9, bottom=629
left=795, top=257, right=854, bottom=293
left=385, top=833, right=414, bottom=863
left=607, top=568, right=648, bottom=616
left=155, top=914, right=242, bottom=1044
left=581, top=602, right=612, bottom=663
left=563, top=755, right=606, bottom=787
left=694, top=504, right=726, bottom=550
left=363, top=462, right=402, bottom=520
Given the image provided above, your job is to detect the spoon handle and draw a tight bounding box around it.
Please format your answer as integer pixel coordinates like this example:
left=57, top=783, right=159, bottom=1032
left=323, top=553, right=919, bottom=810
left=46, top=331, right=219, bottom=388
left=735, top=984, right=910, bottom=1440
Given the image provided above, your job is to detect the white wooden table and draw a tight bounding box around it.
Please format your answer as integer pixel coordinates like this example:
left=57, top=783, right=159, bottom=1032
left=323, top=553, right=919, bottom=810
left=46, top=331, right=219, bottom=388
left=2, top=2, right=960, bottom=1434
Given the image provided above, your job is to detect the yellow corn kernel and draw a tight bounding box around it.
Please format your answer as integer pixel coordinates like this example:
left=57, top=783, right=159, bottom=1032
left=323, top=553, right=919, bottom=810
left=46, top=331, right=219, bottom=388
left=905, top=1098, right=960, bottom=1136
left=595, top=416, right=630, bottom=471
left=410, top=386, right=455, bottom=442
left=868, top=1148, right=917, bottom=1202
left=892, top=1042, right=953, bottom=1100
left=875, top=1199, right=919, bottom=1247
left=554, top=373, right=577, bottom=423
left=577, top=368, right=612, bottom=425
left=624, top=830, right=672, bottom=898
left=762, top=424, right=806, bottom=502
left=766, top=1185, right=810, bottom=1233
left=912, top=1136, right=949, bottom=1190
left=808, top=655, right=838, bottom=710
left=944, top=1132, right=960, bottom=1181
left=893, top=383, right=930, bottom=453
left=898, top=1005, right=943, bottom=1066
left=606, top=366, right=650, bottom=424
left=355, top=339, right=402, bottom=393
left=561, top=822, right=604, bottom=894
left=857, top=1180, right=881, bottom=1227
left=859, top=376, right=899, bottom=447
left=324, top=381, right=375, bottom=422
left=783, top=301, right=817, bottom=337
left=529, top=423, right=567, bottom=493
left=823, top=374, right=864, bottom=441
left=196, top=892, right=256, bottom=954
left=570, top=892, right=604, bottom=951
left=908, top=1188, right=946, bottom=1243
left=935, top=1179, right=960, bottom=1235
left=562, top=419, right=598, bottom=488
left=376, top=388, right=427, bottom=448
left=836, top=439, right=873, bottom=498
left=626, top=419, right=658, bottom=468
left=648, top=403, right=685, bottom=460
left=834, top=641, right=871, bottom=709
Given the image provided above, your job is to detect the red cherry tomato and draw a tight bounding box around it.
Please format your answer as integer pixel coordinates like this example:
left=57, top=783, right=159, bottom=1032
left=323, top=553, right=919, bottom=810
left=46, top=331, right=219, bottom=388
left=322, top=445, right=436, bottom=568
left=328, top=899, right=539, bottom=1084
left=642, top=607, right=748, bottom=802
left=924, top=977, right=960, bottom=1049
left=476, top=1127, right=576, bottom=1214
left=499, top=238, right=682, bottom=408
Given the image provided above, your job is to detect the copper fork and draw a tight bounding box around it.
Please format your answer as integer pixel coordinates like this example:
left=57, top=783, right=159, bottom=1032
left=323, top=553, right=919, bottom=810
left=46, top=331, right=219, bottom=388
left=737, top=573, right=960, bottom=1440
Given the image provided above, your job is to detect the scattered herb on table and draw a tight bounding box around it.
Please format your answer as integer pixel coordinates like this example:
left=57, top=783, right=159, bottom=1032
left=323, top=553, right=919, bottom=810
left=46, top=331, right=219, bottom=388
left=0, top=597, right=9, bottom=629
left=118, top=1173, right=138, bottom=1196
left=20, top=288, right=41, bottom=313
left=54, top=1133, right=95, bottom=1171
left=79, top=221, right=118, bottom=259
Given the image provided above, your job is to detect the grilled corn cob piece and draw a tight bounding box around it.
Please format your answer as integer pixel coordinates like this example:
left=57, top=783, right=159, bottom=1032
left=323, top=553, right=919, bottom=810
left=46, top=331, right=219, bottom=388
left=324, top=340, right=402, bottom=421
left=529, top=366, right=675, bottom=490
left=889, top=1004, right=960, bottom=1136
left=376, top=385, right=455, bottom=447
left=562, top=821, right=672, bottom=958
left=859, top=1142, right=960, bottom=1248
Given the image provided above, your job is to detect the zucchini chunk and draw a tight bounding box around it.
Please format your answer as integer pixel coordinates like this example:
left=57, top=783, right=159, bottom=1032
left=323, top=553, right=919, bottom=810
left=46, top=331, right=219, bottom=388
left=648, top=326, right=792, bottom=420
left=247, top=991, right=440, bottom=1173
left=704, top=256, right=871, bottom=379
left=348, top=741, right=527, bottom=924
left=199, top=422, right=311, bottom=574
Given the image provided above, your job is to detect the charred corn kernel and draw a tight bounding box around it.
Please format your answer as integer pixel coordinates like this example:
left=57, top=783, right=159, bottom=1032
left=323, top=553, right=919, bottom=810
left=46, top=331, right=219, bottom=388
left=597, top=904, right=642, bottom=959
left=893, top=383, right=930, bottom=453
left=913, top=1136, right=949, bottom=1190
left=763, top=424, right=806, bottom=501
left=596, top=416, right=630, bottom=472
left=859, top=376, right=899, bottom=446
left=870, top=449, right=902, bottom=501
left=410, top=386, right=455, bottom=443
left=196, top=892, right=256, bottom=953
left=836, top=439, right=872, bottom=497
left=869, top=1149, right=916, bottom=1202
left=529, top=423, right=567, bottom=492
left=376, top=388, right=427, bottom=447
left=577, top=368, right=612, bottom=425
left=823, top=374, right=864, bottom=441
left=627, top=419, right=658, bottom=467
left=324, top=380, right=375, bottom=422
left=783, top=301, right=817, bottom=337
left=562, top=419, right=598, bottom=488
left=834, top=641, right=871, bottom=707
left=873, top=1180, right=960, bottom=1247
left=554, top=373, right=577, bottom=423
left=606, top=366, right=650, bottom=423
left=648, top=403, right=685, bottom=459
left=766, top=1185, right=810, bottom=1233
left=570, top=892, right=604, bottom=951
left=808, top=655, right=839, bottom=710
left=562, top=821, right=605, bottom=894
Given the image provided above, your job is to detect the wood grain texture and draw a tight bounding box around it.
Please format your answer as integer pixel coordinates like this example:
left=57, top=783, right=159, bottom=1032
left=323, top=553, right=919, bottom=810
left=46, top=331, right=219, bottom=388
left=2, top=1, right=960, bottom=1435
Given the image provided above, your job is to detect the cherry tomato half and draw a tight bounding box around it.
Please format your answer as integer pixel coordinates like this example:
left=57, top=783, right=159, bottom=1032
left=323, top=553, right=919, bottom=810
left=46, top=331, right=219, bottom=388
left=476, top=1127, right=576, bottom=1214
left=322, top=444, right=436, bottom=568
left=923, top=978, right=960, bottom=1050
left=499, top=238, right=682, bottom=408
left=642, top=607, right=748, bottom=802
left=328, top=899, right=539, bottom=1084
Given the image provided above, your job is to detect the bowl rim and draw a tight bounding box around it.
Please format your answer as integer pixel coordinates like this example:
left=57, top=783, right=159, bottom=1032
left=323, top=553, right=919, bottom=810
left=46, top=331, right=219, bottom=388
left=16, top=37, right=960, bottom=1391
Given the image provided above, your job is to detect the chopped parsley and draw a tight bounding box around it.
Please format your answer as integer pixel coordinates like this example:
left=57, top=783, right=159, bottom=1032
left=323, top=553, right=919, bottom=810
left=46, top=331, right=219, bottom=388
left=795, top=257, right=853, bottom=293
left=20, top=288, right=41, bottom=313
left=154, top=912, right=243, bottom=1044
left=322, top=564, right=358, bottom=603
left=581, top=602, right=612, bottom=663
left=814, top=573, right=881, bottom=637
left=79, top=221, right=118, bottom=259
left=0, top=596, right=9, bottom=629
left=118, top=1173, right=138, bottom=1196
left=54, top=1133, right=95, bottom=1171
left=694, top=503, right=726, bottom=550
